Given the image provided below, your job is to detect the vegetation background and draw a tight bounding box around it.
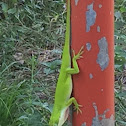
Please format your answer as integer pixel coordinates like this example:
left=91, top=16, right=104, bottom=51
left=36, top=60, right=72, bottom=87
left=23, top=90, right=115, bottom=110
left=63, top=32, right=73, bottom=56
left=0, top=0, right=126, bottom=125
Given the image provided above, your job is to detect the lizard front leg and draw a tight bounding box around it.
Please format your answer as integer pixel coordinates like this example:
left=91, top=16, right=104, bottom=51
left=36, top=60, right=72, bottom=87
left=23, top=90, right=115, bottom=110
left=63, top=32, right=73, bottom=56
left=65, top=46, right=84, bottom=114
left=66, top=46, right=84, bottom=74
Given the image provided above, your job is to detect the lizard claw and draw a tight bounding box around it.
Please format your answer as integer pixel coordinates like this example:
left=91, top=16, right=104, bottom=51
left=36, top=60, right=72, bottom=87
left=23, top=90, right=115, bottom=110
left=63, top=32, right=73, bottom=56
left=73, top=46, right=84, bottom=60
left=74, top=104, right=83, bottom=114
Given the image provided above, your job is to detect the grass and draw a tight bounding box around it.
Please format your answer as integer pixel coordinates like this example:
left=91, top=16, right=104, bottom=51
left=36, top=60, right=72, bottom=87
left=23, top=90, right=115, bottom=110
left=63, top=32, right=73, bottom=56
left=0, top=55, right=56, bottom=125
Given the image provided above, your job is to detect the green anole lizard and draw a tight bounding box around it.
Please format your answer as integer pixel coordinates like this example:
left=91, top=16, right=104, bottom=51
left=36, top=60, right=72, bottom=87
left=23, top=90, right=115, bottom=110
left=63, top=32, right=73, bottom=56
left=49, top=0, right=84, bottom=125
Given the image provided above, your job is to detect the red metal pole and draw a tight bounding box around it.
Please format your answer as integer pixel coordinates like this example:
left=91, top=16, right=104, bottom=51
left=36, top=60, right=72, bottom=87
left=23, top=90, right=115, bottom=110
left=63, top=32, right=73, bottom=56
left=71, top=0, right=115, bottom=125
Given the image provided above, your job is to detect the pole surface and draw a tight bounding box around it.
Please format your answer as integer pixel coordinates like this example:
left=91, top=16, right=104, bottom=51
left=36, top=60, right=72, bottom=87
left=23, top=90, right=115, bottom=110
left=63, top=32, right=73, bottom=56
left=71, top=0, right=114, bottom=126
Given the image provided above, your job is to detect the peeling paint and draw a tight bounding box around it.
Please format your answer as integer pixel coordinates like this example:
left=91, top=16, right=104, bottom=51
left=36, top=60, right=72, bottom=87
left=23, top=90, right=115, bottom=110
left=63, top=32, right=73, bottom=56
left=82, top=122, right=86, bottom=126
left=97, top=26, right=100, bottom=32
left=99, top=4, right=102, bottom=8
left=110, top=11, right=112, bottom=15
left=86, top=3, right=97, bottom=32
left=75, top=0, right=79, bottom=6
left=92, top=103, right=114, bottom=126
left=89, top=73, right=93, bottom=79
left=101, top=89, right=104, bottom=92
left=86, top=42, right=91, bottom=51
left=97, top=37, right=109, bottom=71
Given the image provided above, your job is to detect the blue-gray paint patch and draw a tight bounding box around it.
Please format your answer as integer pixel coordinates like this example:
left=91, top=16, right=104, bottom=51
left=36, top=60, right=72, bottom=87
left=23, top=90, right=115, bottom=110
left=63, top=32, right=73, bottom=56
left=82, top=122, right=86, bottom=126
left=75, top=0, right=79, bottom=6
left=89, top=73, right=93, bottom=79
left=92, top=103, right=114, bottom=126
left=99, top=4, right=102, bottom=8
left=86, top=3, right=97, bottom=32
left=86, top=42, right=91, bottom=51
left=97, top=26, right=100, bottom=32
left=97, top=37, right=109, bottom=71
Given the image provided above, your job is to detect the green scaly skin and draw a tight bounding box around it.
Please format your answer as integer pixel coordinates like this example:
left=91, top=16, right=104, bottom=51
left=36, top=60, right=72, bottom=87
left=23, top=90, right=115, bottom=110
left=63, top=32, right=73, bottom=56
left=49, top=0, right=83, bottom=125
